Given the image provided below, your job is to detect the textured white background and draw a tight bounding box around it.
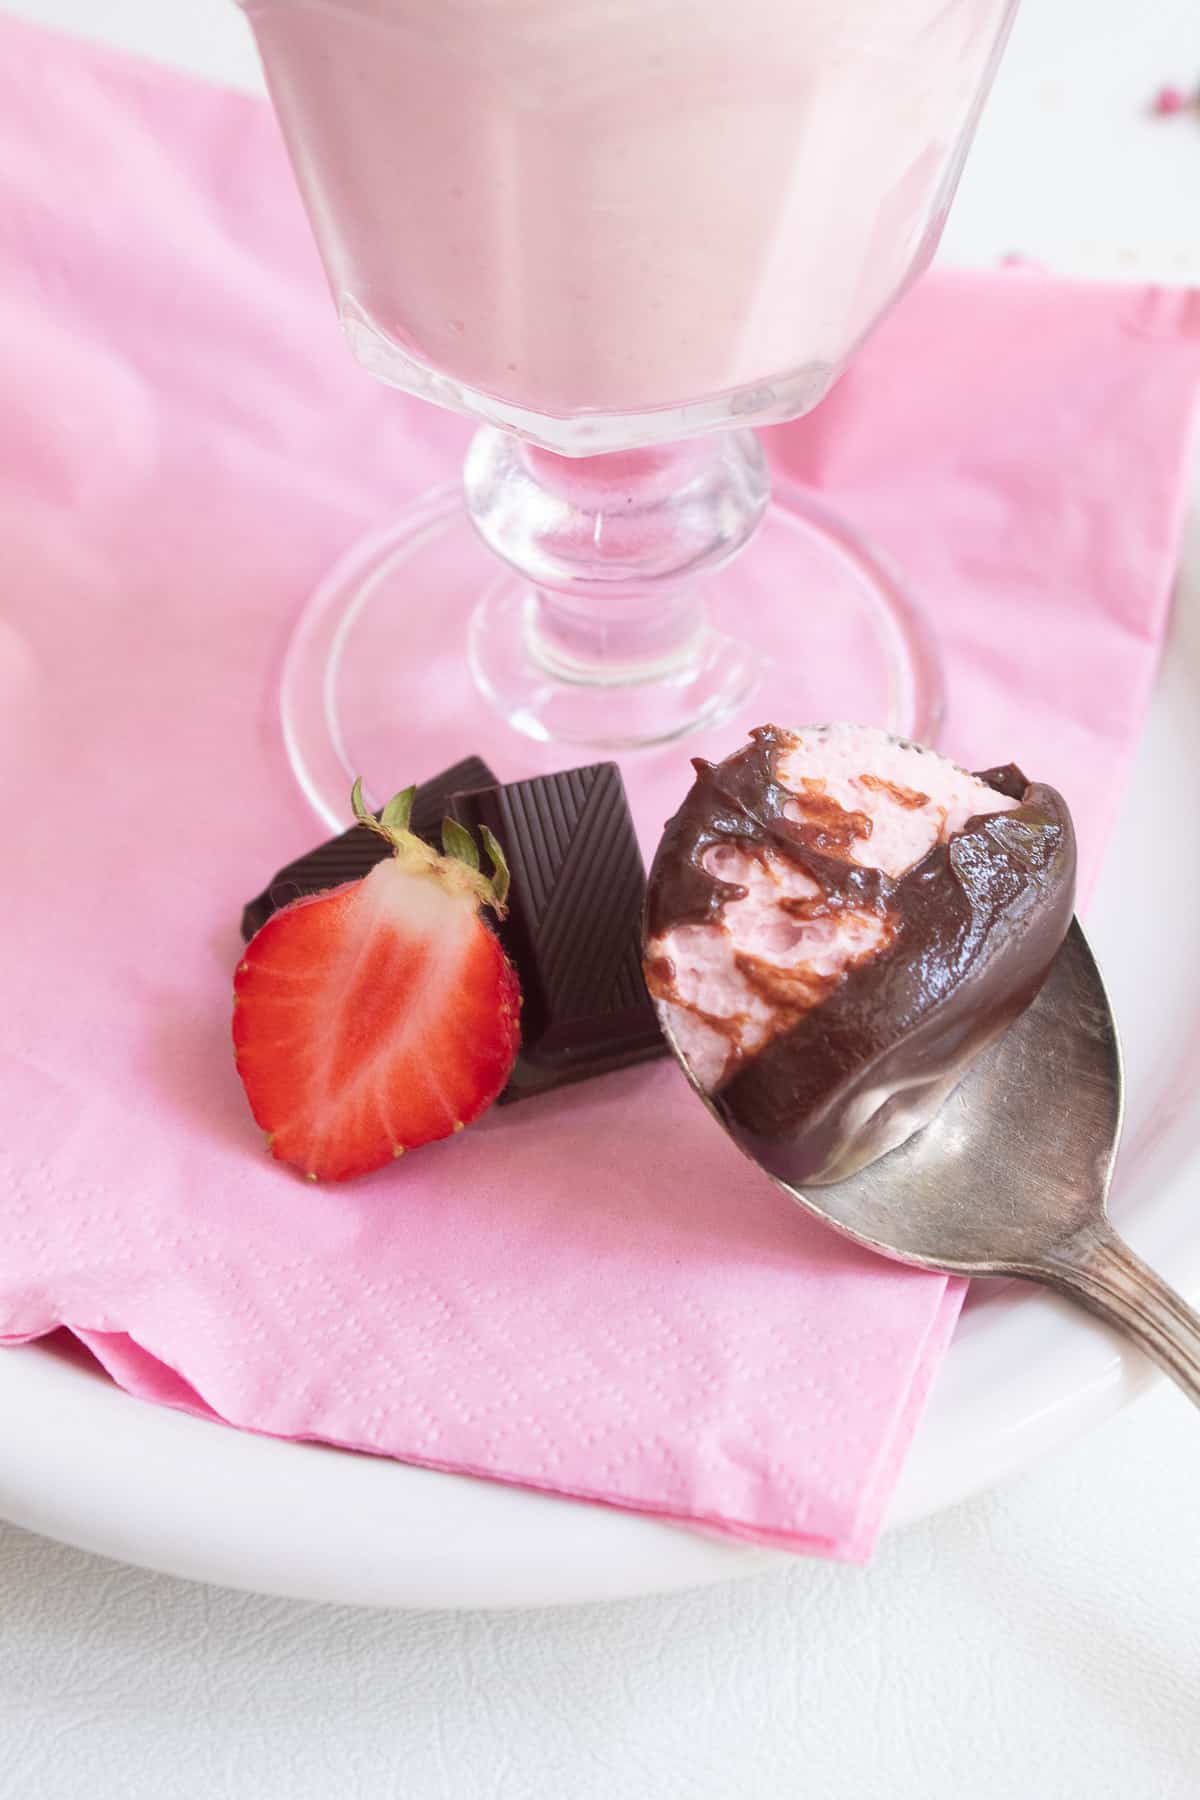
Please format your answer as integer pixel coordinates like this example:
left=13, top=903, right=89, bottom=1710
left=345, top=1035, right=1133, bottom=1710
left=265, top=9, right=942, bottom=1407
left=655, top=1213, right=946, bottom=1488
left=2, top=1, right=1199, bottom=1795
left=1, top=1388, right=1198, bottom=1798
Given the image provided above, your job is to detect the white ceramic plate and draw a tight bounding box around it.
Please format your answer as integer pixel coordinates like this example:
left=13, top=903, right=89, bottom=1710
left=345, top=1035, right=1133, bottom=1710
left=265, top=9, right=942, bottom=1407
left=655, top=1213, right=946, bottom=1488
left=2, top=506, right=1197, bottom=1611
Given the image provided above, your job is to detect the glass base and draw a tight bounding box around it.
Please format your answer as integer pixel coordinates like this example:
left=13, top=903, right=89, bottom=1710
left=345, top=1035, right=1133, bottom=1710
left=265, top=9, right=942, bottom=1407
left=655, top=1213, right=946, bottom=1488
left=469, top=584, right=762, bottom=749
left=281, top=481, right=943, bottom=831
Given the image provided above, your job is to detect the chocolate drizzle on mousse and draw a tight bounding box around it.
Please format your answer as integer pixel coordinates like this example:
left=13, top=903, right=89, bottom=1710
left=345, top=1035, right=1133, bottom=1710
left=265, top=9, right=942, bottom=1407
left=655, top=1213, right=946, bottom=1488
left=645, top=726, right=892, bottom=938
left=858, top=773, right=930, bottom=810
left=644, top=725, right=1077, bottom=1187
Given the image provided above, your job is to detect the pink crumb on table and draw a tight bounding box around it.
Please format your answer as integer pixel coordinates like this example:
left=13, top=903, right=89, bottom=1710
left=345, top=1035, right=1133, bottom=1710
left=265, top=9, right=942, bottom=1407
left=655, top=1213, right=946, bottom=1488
left=1152, top=85, right=1190, bottom=116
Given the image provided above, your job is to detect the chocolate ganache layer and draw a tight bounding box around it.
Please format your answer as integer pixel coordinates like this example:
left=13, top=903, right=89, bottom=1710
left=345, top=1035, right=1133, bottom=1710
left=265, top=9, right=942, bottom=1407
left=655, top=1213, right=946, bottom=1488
left=643, top=725, right=1076, bottom=1187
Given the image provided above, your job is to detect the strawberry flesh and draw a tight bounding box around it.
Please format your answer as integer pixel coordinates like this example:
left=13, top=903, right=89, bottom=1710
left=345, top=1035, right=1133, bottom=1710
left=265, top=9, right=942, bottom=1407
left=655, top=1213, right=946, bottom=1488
left=234, top=856, right=520, bottom=1181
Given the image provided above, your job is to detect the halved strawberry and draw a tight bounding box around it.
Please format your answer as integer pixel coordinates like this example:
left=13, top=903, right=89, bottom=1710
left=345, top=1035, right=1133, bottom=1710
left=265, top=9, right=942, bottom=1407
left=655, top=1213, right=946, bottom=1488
left=233, top=780, right=521, bottom=1182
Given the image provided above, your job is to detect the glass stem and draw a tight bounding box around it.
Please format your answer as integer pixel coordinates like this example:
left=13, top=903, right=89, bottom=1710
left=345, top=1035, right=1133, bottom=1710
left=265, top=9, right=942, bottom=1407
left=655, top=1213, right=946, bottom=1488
left=463, top=428, right=769, bottom=686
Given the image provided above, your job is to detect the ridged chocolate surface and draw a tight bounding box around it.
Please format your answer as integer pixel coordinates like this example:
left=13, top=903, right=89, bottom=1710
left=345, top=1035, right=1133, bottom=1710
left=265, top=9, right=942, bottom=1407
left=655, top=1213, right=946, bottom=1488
left=240, top=758, right=667, bottom=1103
left=239, top=757, right=497, bottom=942
left=451, top=764, right=666, bottom=1099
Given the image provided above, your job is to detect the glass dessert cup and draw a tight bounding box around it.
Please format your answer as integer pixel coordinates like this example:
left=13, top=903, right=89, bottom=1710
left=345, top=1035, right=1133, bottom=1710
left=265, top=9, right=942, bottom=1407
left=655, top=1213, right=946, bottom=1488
left=240, top=0, right=1018, bottom=821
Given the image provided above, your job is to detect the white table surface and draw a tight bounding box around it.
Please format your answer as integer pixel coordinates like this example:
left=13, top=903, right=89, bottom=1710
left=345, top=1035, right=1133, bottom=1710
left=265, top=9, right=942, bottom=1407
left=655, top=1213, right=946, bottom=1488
left=3, top=1, right=1199, bottom=1794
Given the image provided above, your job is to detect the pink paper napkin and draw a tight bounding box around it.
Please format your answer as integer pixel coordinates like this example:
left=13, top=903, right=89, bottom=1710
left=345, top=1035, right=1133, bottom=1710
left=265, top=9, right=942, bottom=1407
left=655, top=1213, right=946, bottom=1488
left=1, top=17, right=1198, bottom=1560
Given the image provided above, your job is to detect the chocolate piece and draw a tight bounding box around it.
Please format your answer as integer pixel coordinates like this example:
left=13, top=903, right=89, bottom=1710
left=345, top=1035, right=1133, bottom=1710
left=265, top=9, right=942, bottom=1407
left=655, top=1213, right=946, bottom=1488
left=241, top=756, right=667, bottom=1102
left=451, top=764, right=667, bottom=1100
left=240, top=756, right=497, bottom=942
left=645, top=727, right=1076, bottom=1185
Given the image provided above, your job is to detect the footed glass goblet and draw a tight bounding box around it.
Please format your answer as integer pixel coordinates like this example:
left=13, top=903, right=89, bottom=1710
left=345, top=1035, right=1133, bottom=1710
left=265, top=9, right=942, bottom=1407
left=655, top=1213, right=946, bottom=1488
left=238, top=0, right=1017, bottom=824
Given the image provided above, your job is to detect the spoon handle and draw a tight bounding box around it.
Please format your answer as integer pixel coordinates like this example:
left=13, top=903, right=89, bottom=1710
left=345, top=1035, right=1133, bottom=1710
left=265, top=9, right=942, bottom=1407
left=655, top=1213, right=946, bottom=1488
left=1036, top=1221, right=1200, bottom=1408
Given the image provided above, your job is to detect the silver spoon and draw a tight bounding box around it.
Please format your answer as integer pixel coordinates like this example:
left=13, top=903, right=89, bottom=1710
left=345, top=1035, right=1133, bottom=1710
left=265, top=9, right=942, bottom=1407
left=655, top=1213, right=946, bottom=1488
left=675, top=920, right=1200, bottom=1405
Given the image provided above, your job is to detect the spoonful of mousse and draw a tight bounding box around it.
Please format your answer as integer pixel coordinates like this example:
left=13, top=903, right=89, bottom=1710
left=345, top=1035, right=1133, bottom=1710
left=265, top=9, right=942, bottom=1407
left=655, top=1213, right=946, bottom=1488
left=643, top=724, right=1200, bottom=1406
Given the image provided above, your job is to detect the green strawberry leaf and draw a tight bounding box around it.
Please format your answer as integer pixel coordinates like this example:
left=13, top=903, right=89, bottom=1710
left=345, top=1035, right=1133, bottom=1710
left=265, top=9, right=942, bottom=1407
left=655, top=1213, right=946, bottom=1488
left=380, top=786, right=416, bottom=836
left=350, top=776, right=371, bottom=824
left=441, top=817, right=481, bottom=870
left=479, top=825, right=510, bottom=910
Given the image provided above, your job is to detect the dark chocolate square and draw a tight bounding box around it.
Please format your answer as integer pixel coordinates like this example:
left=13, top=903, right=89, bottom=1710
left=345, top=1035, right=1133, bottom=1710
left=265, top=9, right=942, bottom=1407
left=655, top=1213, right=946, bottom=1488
left=450, top=763, right=666, bottom=1100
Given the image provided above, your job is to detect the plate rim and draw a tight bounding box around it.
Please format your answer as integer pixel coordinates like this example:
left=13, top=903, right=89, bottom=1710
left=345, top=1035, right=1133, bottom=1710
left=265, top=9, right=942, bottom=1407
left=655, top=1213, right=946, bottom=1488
left=3, top=553, right=1197, bottom=1611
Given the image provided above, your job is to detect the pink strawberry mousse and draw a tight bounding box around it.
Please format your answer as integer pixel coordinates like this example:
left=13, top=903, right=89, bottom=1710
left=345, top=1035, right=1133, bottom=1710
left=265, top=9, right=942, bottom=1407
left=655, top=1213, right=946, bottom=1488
left=646, top=724, right=1019, bottom=1092
left=643, top=723, right=1075, bottom=1186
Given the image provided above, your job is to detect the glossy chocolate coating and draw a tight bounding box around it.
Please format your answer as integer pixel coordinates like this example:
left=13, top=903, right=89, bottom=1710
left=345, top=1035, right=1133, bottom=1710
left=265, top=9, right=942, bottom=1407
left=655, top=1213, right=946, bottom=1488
left=644, top=727, right=1076, bottom=1186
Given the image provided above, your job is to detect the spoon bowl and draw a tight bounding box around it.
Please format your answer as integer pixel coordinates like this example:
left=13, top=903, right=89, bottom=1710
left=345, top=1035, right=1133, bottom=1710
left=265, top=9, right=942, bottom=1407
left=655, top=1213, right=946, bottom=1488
left=670, top=919, right=1200, bottom=1404
left=776, top=919, right=1122, bottom=1276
